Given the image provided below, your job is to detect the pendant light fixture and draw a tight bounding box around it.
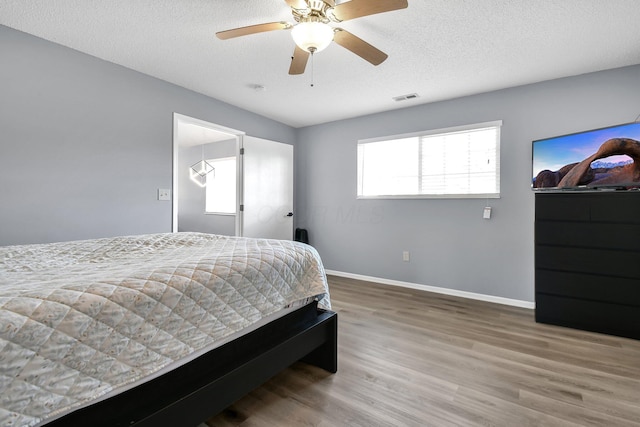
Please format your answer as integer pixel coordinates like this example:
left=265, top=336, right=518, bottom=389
left=190, top=145, right=215, bottom=187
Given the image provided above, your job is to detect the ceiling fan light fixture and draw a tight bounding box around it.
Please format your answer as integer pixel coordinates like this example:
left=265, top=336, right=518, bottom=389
left=291, top=21, right=334, bottom=53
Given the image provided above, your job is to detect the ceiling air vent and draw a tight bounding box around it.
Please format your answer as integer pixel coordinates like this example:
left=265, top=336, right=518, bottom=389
left=393, top=93, right=419, bottom=102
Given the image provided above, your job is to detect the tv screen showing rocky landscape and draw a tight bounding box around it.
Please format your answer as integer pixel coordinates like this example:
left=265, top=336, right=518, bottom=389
left=532, top=122, right=640, bottom=190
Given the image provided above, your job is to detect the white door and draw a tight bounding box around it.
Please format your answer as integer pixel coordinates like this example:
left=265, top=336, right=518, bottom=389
left=240, top=136, right=294, bottom=240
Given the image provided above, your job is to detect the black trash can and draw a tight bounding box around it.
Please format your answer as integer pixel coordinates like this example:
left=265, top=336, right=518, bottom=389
left=294, top=228, right=309, bottom=244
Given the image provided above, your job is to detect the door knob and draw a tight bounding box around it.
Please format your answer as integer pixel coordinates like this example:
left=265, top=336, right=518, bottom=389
left=285, top=212, right=294, bottom=217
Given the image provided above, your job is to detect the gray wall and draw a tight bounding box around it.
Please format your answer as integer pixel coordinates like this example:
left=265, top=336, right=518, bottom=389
left=2, top=24, right=639, bottom=304
left=178, top=139, right=237, bottom=235
left=0, top=25, right=295, bottom=245
left=294, top=65, right=640, bottom=302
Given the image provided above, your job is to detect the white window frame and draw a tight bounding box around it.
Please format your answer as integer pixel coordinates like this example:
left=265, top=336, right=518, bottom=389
left=357, top=121, right=501, bottom=199
left=205, top=156, right=237, bottom=214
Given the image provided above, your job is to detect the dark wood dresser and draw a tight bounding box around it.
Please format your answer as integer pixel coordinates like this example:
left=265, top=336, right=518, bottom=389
left=535, top=191, right=640, bottom=339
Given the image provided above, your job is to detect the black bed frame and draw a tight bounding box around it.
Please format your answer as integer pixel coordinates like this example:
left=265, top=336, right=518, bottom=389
left=46, top=301, right=337, bottom=427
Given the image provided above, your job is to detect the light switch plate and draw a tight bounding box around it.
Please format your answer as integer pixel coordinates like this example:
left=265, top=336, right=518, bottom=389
left=483, top=206, right=492, bottom=219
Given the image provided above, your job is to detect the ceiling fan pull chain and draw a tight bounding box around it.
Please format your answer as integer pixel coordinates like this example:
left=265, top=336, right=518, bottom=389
left=310, top=51, right=315, bottom=87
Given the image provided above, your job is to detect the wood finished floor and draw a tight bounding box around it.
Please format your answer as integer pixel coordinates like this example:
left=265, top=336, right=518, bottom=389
left=204, top=275, right=640, bottom=426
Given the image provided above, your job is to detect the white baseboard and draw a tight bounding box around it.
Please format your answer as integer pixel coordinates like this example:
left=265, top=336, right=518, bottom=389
left=325, top=270, right=535, bottom=310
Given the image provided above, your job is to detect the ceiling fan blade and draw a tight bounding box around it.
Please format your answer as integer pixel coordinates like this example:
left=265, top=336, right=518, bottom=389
left=284, top=0, right=309, bottom=10
left=333, top=29, right=388, bottom=65
left=289, top=45, right=310, bottom=75
left=331, top=0, right=408, bottom=22
left=216, top=22, right=292, bottom=40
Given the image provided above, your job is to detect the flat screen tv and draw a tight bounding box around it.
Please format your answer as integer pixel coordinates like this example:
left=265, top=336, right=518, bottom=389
left=532, top=122, right=640, bottom=190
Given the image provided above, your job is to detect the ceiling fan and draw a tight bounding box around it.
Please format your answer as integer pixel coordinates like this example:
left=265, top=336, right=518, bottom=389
left=216, top=0, right=408, bottom=75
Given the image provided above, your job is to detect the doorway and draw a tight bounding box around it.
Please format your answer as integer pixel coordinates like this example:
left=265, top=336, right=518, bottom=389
left=172, top=113, right=294, bottom=240
left=172, top=113, right=243, bottom=236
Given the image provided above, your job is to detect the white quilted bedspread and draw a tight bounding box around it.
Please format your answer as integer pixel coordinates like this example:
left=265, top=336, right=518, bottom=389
left=0, top=232, right=330, bottom=426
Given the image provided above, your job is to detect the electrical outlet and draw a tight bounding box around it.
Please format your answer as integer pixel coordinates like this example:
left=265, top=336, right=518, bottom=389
left=402, top=251, right=410, bottom=262
left=158, top=189, right=171, bottom=201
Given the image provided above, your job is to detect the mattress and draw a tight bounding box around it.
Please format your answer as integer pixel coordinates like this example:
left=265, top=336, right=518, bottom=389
left=0, top=232, right=330, bottom=427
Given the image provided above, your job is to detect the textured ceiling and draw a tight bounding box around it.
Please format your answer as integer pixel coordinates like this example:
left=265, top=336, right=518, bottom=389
left=2, top=0, right=640, bottom=128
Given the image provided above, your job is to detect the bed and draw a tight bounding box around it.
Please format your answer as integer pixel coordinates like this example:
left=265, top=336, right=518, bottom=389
left=0, top=232, right=337, bottom=427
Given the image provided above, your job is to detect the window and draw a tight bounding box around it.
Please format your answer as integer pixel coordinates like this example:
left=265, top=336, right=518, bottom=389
left=205, top=157, right=237, bottom=214
left=357, top=121, right=501, bottom=198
